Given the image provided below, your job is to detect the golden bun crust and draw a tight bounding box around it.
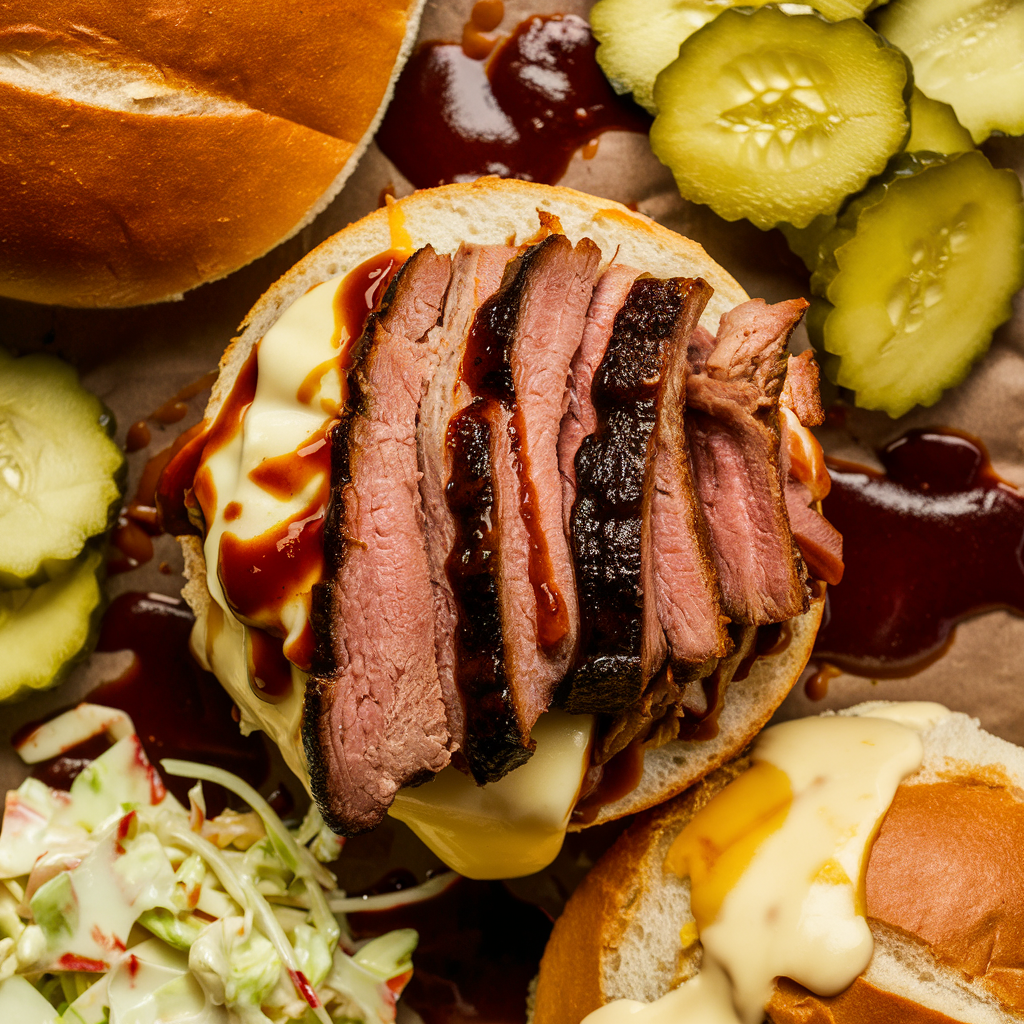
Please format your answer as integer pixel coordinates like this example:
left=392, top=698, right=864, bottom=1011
left=533, top=709, right=1024, bottom=1024
left=0, top=0, right=424, bottom=307
left=182, top=177, right=813, bottom=836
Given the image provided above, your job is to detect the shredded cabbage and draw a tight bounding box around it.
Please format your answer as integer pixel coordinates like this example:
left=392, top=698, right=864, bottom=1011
left=0, top=704, right=420, bottom=1024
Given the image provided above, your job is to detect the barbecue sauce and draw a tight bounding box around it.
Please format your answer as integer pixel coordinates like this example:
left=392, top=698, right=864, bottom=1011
left=462, top=238, right=570, bottom=651
left=349, top=877, right=552, bottom=1024
left=814, top=429, right=1024, bottom=676
left=377, top=14, right=650, bottom=187
left=572, top=738, right=645, bottom=825
left=24, top=593, right=268, bottom=812
left=445, top=405, right=532, bottom=783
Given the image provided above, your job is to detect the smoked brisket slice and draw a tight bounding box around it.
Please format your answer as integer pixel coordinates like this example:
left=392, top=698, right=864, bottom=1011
left=417, top=244, right=516, bottom=764
left=558, top=264, right=639, bottom=529
left=446, top=234, right=599, bottom=781
left=641, top=277, right=730, bottom=687
left=563, top=275, right=721, bottom=714
left=307, top=246, right=453, bottom=836
left=686, top=298, right=811, bottom=626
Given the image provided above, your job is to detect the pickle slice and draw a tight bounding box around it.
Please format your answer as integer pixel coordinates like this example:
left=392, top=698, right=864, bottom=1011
left=592, top=0, right=881, bottom=114
left=876, top=0, right=1024, bottom=142
left=0, top=350, right=125, bottom=586
left=809, top=151, right=1024, bottom=416
left=649, top=6, right=911, bottom=230
left=906, top=88, right=974, bottom=155
left=592, top=0, right=771, bottom=114
left=0, top=548, right=104, bottom=703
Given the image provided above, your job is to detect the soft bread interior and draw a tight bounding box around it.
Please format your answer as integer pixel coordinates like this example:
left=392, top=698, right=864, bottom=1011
left=532, top=706, right=1024, bottom=1024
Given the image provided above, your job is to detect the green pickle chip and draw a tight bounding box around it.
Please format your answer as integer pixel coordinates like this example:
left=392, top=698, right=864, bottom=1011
left=809, top=151, right=1024, bottom=416
left=649, top=5, right=911, bottom=230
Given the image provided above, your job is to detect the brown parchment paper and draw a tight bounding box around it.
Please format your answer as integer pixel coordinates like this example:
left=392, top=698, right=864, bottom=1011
left=0, top=0, right=1022, bottom=892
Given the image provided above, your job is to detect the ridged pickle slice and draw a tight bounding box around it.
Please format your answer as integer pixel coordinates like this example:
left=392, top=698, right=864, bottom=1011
left=810, top=151, right=1024, bottom=416
left=876, top=0, right=1024, bottom=143
left=0, top=350, right=125, bottom=586
left=0, top=548, right=104, bottom=703
left=782, top=96, right=972, bottom=273
left=592, top=0, right=880, bottom=114
left=649, top=6, right=911, bottom=230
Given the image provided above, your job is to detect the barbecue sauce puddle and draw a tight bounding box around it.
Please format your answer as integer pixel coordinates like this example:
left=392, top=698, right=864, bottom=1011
left=18, top=592, right=269, bottom=815
left=812, top=428, right=1024, bottom=679
left=376, top=12, right=650, bottom=187
left=350, top=875, right=552, bottom=1024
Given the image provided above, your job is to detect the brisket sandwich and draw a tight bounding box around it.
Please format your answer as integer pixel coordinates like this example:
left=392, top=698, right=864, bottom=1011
left=168, top=179, right=843, bottom=878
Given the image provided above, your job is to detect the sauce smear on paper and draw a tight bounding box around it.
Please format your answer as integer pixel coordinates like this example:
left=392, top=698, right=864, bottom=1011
left=26, top=592, right=268, bottom=811
left=377, top=14, right=650, bottom=187
left=814, top=429, right=1024, bottom=677
left=349, top=877, right=551, bottom=1024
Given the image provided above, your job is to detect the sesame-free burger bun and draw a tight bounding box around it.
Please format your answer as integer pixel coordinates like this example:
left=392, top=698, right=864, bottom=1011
left=0, top=0, right=426, bottom=307
left=533, top=706, right=1024, bottom=1024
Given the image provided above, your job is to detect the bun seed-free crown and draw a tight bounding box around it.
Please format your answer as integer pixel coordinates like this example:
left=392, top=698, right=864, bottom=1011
left=0, top=0, right=426, bottom=307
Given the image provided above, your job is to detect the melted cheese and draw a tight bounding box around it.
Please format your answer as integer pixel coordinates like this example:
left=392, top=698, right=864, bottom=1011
left=585, top=705, right=949, bottom=1024
left=586, top=959, right=741, bottom=1024
left=201, top=277, right=344, bottom=619
left=390, top=712, right=593, bottom=880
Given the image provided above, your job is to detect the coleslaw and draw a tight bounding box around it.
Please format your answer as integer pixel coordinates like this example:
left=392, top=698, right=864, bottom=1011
left=0, top=704, right=421, bottom=1024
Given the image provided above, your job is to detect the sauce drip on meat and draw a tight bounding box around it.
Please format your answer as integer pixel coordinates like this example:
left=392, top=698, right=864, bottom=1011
left=814, top=429, right=1024, bottom=676
left=463, top=257, right=570, bottom=650
left=376, top=14, right=650, bottom=187
left=23, top=592, right=268, bottom=812
left=444, top=404, right=531, bottom=782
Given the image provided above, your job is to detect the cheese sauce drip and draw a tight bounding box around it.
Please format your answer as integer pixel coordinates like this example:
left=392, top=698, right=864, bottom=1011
left=585, top=703, right=950, bottom=1024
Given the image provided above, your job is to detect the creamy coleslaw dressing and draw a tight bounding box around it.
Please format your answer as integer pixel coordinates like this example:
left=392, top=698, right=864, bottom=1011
left=584, top=704, right=950, bottom=1024
left=196, top=276, right=595, bottom=879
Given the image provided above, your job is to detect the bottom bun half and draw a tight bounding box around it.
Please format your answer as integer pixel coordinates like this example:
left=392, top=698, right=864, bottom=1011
left=532, top=705, right=1024, bottom=1024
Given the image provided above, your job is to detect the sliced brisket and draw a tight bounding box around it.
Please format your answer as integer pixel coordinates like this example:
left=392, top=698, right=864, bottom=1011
left=417, top=244, right=518, bottom=782
left=558, top=264, right=639, bottom=529
left=307, top=246, right=453, bottom=835
left=444, top=234, right=600, bottom=781
left=417, top=244, right=516, bottom=765
left=779, top=356, right=845, bottom=586
left=686, top=298, right=811, bottom=626
left=564, top=275, right=721, bottom=714
left=642, top=277, right=730, bottom=686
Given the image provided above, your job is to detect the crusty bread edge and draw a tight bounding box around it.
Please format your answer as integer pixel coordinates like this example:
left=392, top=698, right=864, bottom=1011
left=0, top=0, right=427, bottom=308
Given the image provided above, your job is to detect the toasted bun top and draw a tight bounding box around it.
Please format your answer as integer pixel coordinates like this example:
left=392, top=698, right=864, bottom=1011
left=533, top=706, right=1024, bottom=1024
left=0, top=0, right=424, bottom=307
left=182, top=178, right=812, bottom=846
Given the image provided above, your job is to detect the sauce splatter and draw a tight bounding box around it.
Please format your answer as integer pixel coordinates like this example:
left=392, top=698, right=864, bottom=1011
left=377, top=14, right=650, bottom=187
left=814, top=429, right=1024, bottom=677
left=26, top=592, right=268, bottom=812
